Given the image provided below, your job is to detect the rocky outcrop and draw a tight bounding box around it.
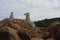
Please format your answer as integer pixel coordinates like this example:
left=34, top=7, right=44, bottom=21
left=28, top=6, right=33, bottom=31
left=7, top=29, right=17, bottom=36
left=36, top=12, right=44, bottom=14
left=0, top=18, right=52, bottom=40
left=0, top=17, right=33, bottom=40
left=48, top=21, right=60, bottom=40
left=0, top=12, right=58, bottom=40
left=0, top=26, right=21, bottom=40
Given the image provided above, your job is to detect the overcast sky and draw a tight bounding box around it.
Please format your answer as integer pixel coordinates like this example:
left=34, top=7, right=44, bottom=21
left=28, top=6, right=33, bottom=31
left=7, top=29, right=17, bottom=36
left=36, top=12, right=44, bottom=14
left=0, top=0, right=60, bottom=21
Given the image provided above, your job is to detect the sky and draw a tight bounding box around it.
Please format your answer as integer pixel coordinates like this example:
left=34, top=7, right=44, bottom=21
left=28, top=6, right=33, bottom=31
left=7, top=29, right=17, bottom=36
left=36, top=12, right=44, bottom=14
left=0, top=0, right=60, bottom=21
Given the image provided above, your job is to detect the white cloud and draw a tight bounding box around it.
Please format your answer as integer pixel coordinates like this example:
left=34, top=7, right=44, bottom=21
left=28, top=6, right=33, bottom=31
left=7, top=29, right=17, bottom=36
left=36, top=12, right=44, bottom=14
left=31, top=0, right=60, bottom=9
left=0, top=0, right=60, bottom=21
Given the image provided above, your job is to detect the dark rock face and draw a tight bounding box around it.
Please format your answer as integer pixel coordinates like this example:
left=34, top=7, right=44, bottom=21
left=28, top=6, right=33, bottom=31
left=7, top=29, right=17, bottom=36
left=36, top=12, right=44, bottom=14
left=53, top=24, right=60, bottom=40
left=0, top=26, right=21, bottom=40
left=0, top=32, right=10, bottom=40
left=48, top=21, right=60, bottom=40
left=18, top=30, right=31, bottom=40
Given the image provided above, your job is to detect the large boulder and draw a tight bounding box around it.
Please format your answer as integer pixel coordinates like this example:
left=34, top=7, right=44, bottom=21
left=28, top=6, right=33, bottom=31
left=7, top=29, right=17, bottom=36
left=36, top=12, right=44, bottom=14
left=18, top=29, right=31, bottom=40
left=48, top=21, right=60, bottom=40
left=0, top=26, right=21, bottom=40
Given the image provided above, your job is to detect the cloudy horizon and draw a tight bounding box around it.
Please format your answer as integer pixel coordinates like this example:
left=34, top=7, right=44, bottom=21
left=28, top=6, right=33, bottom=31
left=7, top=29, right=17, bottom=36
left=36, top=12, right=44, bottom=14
left=0, top=0, right=60, bottom=21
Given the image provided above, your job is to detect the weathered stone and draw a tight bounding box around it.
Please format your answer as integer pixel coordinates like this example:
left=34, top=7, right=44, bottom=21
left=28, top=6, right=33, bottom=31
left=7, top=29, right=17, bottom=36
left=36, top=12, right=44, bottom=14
left=31, top=37, right=44, bottom=40
left=0, top=12, right=56, bottom=40
left=0, top=26, right=21, bottom=40
left=48, top=21, right=60, bottom=40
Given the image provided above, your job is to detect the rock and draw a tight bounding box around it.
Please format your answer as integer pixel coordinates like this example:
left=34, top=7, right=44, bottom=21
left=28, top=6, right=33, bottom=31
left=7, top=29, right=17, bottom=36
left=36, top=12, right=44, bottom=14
left=0, top=26, right=21, bottom=40
left=48, top=21, right=60, bottom=40
left=47, top=37, right=54, bottom=40
left=31, top=37, right=44, bottom=40
left=18, top=29, right=31, bottom=40
left=0, top=12, right=55, bottom=40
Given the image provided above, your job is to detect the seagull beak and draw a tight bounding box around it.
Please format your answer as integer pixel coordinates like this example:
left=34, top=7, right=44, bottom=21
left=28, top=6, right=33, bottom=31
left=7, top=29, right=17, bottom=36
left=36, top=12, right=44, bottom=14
left=24, top=14, right=26, bottom=15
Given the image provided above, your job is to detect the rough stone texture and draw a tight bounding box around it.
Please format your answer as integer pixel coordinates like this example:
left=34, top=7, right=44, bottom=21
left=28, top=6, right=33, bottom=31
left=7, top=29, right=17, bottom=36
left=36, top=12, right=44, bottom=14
left=0, top=12, right=58, bottom=40
left=46, top=37, right=54, bottom=40
left=0, top=26, right=21, bottom=40
left=0, top=18, right=51, bottom=40
left=31, top=37, right=44, bottom=40
left=31, top=27, right=49, bottom=39
left=48, top=21, right=60, bottom=40
left=0, top=18, right=33, bottom=40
